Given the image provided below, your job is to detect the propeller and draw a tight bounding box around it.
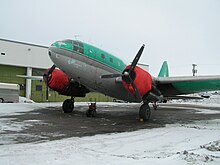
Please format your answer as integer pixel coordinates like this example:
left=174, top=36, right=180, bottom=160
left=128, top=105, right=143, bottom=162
left=44, top=64, right=56, bottom=101
left=101, top=44, right=145, bottom=100
left=101, top=44, right=145, bottom=79
left=128, top=44, right=145, bottom=75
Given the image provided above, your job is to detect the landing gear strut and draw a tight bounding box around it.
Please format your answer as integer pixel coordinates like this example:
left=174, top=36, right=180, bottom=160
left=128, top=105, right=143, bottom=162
left=62, top=97, right=74, bottom=113
left=153, top=101, right=158, bottom=110
left=139, top=103, right=151, bottom=121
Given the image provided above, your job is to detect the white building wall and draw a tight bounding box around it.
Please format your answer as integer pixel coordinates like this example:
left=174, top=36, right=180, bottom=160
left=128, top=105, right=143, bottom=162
left=0, top=39, right=53, bottom=69
left=0, top=39, right=53, bottom=99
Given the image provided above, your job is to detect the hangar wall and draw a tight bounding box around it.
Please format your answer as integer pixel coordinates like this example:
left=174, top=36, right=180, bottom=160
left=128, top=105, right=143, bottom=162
left=0, top=39, right=52, bottom=68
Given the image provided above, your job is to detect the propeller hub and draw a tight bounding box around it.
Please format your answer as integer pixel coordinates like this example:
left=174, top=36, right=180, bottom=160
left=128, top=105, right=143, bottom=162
left=122, top=68, right=136, bottom=84
left=124, top=71, right=129, bottom=76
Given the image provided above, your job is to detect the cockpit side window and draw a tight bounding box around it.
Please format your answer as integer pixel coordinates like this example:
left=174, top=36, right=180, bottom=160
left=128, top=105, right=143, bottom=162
left=73, top=41, right=78, bottom=46
left=79, top=48, right=84, bottom=53
left=73, top=46, right=78, bottom=51
left=72, top=41, right=84, bottom=54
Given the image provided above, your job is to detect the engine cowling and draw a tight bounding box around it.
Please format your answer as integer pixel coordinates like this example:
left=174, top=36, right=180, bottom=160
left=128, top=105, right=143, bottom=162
left=46, top=68, right=69, bottom=93
left=44, top=68, right=89, bottom=97
left=122, top=65, right=152, bottom=97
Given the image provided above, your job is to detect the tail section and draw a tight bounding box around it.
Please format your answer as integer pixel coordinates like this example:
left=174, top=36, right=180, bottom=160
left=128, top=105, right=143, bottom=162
left=158, top=61, right=169, bottom=77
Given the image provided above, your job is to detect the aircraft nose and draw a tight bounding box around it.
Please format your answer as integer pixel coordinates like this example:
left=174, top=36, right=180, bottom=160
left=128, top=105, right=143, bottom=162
left=48, top=47, right=54, bottom=58
left=48, top=49, right=52, bottom=58
left=48, top=44, right=57, bottom=61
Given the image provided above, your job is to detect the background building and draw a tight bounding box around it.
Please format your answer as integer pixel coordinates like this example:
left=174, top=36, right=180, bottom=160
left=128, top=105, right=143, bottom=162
left=0, top=38, right=112, bottom=102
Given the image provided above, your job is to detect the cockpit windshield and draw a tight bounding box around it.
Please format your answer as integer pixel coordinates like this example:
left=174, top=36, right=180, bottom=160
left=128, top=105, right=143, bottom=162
left=62, top=39, right=84, bottom=54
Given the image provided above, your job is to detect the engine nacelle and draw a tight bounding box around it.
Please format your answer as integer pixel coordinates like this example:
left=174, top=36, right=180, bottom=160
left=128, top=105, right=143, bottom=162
left=122, top=65, right=152, bottom=97
left=44, top=68, right=89, bottom=97
left=46, top=68, right=69, bottom=93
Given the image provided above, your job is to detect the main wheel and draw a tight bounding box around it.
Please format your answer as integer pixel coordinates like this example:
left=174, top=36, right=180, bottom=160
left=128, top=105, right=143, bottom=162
left=139, top=104, right=151, bottom=121
left=62, top=99, right=74, bottom=113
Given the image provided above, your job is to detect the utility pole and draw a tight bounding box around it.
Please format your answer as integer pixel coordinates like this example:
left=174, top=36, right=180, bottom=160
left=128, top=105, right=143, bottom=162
left=192, top=64, right=197, bottom=76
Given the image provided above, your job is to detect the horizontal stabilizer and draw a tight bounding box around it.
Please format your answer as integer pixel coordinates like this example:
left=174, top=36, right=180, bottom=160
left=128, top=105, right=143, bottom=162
left=165, top=95, right=203, bottom=100
left=17, top=75, right=43, bottom=81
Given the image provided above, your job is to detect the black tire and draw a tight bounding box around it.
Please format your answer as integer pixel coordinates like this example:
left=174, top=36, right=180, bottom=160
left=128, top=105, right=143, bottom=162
left=0, top=98, right=4, bottom=103
left=139, top=104, right=151, bottom=121
left=62, top=99, right=74, bottom=113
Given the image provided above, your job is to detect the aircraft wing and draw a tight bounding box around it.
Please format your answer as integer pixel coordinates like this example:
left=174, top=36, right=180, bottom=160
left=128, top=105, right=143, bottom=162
left=155, top=75, right=220, bottom=96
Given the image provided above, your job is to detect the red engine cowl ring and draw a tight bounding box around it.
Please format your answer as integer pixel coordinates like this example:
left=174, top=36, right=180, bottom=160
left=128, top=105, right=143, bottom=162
left=122, top=65, right=152, bottom=97
left=45, top=68, right=69, bottom=93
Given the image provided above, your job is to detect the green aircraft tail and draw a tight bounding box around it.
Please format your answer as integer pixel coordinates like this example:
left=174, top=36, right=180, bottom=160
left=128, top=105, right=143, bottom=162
left=158, top=61, right=169, bottom=77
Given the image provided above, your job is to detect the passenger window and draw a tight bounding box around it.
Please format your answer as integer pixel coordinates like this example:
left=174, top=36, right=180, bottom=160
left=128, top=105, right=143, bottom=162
left=101, top=54, right=105, bottom=59
left=110, top=57, right=113, bottom=63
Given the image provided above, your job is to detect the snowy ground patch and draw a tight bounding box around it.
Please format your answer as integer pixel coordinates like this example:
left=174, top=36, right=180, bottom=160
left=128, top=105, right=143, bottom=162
left=0, top=119, right=220, bottom=164
left=0, top=101, right=220, bottom=164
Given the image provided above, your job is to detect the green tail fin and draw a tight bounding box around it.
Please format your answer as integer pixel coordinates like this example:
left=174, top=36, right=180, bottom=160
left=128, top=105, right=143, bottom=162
left=158, top=61, right=169, bottom=77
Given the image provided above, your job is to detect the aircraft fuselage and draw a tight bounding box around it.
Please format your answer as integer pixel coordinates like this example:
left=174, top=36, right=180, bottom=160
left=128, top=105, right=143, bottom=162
left=48, top=40, right=140, bottom=102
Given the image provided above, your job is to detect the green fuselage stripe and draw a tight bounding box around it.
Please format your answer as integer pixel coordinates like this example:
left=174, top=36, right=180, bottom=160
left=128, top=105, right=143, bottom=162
left=52, top=40, right=126, bottom=72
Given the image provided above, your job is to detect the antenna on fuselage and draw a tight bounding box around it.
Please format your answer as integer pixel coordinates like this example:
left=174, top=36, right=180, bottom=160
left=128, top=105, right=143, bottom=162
left=74, top=34, right=81, bottom=40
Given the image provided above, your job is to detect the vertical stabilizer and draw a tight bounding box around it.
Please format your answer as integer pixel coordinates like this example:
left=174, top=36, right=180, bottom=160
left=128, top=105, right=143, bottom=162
left=158, top=61, right=169, bottom=77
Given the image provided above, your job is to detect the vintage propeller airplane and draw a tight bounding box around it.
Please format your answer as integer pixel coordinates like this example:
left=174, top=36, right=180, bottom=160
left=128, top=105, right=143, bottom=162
left=19, top=39, right=220, bottom=121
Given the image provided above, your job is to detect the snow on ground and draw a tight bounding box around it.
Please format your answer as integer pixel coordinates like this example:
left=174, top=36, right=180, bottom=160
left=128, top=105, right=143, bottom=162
left=0, top=118, right=220, bottom=165
left=171, top=94, right=220, bottom=105
left=0, top=96, right=220, bottom=164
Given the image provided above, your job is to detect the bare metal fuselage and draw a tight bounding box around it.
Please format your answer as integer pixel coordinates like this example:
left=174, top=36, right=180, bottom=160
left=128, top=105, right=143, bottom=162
left=48, top=47, right=140, bottom=102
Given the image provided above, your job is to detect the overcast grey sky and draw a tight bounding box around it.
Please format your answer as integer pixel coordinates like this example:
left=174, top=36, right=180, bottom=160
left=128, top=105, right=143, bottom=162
left=0, top=0, right=219, bottom=76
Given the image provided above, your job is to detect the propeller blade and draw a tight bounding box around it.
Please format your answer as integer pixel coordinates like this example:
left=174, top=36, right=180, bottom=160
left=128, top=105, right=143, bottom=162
left=47, top=64, right=56, bottom=76
left=129, top=76, right=142, bottom=100
left=129, top=44, right=145, bottom=74
left=101, top=74, right=122, bottom=79
left=101, top=44, right=145, bottom=80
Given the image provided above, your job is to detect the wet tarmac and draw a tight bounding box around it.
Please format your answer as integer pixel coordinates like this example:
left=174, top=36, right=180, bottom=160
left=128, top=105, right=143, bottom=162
left=1, top=103, right=220, bottom=144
